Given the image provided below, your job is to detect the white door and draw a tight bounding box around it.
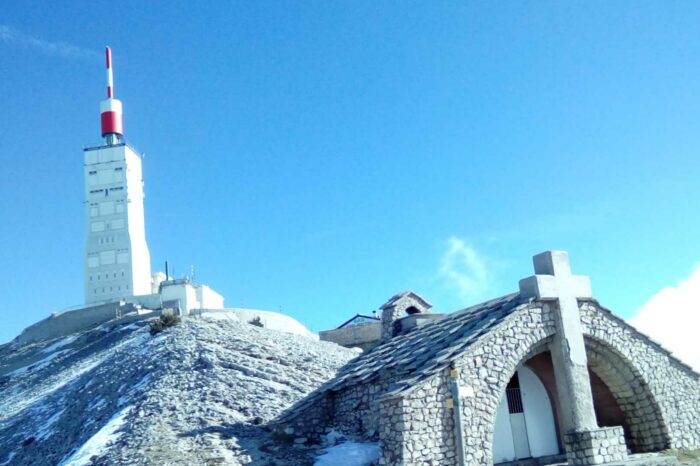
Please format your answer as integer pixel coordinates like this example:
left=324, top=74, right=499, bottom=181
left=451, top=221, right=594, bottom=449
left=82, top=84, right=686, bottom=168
left=509, top=411, right=531, bottom=458
left=519, top=366, right=559, bottom=457
left=493, top=393, right=516, bottom=463
left=492, top=367, right=559, bottom=463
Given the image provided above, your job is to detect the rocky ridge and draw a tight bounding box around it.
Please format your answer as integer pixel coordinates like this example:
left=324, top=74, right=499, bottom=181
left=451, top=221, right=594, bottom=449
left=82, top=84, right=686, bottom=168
left=0, top=315, right=357, bottom=465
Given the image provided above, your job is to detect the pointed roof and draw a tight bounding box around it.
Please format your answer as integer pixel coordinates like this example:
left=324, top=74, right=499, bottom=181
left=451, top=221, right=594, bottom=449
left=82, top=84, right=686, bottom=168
left=379, top=291, right=432, bottom=310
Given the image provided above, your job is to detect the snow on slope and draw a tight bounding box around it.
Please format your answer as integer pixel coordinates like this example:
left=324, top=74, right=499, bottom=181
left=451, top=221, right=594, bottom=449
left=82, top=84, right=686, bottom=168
left=0, top=316, right=357, bottom=466
left=59, top=406, right=132, bottom=466
left=314, top=442, right=380, bottom=466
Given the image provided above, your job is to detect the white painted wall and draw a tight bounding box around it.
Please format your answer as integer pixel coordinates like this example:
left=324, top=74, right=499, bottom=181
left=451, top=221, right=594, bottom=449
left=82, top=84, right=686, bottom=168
left=160, top=281, right=225, bottom=314
left=160, top=282, right=198, bottom=314
left=197, top=285, right=224, bottom=309
left=124, top=147, right=151, bottom=297
left=83, top=144, right=152, bottom=304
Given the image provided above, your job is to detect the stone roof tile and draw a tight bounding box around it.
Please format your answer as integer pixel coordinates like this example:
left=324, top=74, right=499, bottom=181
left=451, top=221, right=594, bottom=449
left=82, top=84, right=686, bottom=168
left=276, top=293, right=530, bottom=424
left=323, top=292, right=528, bottom=395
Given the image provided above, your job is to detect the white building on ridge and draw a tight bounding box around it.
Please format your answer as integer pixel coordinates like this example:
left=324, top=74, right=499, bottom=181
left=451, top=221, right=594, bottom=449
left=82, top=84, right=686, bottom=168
left=83, top=47, right=152, bottom=304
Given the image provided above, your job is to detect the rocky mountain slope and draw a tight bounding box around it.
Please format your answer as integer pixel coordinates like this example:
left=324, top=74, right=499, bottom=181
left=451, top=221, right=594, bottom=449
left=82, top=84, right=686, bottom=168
left=0, top=315, right=357, bottom=465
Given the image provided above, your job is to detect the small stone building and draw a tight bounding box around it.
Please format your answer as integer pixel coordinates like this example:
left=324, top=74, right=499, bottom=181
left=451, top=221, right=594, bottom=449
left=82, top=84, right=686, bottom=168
left=276, top=251, right=700, bottom=465
left=319, top=313, right=382, bottom=351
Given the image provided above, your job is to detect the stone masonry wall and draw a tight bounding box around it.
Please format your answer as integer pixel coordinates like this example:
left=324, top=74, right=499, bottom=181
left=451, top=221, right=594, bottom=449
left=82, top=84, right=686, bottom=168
left=279, top=299, right=700, bottom=464
left=378, top=371, right=456, bottom=465
left=452, top=303, right=558, bottom=464
left=332, top=380, right=386, bottom=438
left=275, top=393, right=334, bottom=439
left=585, top=338, right=666, bottom=451
left=580, top=302, right=700, bottom=450
left=564, top=426, right=628, bottom=465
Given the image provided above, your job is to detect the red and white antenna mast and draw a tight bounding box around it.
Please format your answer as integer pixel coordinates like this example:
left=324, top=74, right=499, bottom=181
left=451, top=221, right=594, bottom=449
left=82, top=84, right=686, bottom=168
left=100, top=47, right=124, bottom=145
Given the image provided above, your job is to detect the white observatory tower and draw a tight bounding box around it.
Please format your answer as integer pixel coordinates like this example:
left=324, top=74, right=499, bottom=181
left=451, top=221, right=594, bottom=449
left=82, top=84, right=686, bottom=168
left=83, top=47, right=152, bottom=304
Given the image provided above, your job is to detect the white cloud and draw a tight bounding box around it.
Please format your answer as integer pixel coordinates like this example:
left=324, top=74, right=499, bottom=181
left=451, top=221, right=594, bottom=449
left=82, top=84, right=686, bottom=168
left=629, top=264, right=700, bottom=372
left=0, top=25, right=97, bottom=60
left=437, top=237, right=490, bottom=302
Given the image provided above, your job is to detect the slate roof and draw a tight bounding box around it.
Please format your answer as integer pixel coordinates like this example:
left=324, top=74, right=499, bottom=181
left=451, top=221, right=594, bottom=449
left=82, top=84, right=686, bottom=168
left=278, top=292, right=700, bottom=425
left=342, top=293, right=528, bottom=397
left=278, top=292, right=531, bottom=422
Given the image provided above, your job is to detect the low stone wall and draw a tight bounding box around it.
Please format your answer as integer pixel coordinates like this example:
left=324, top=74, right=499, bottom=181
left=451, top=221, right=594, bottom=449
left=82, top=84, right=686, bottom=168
left=14, top=302, right=135, bottom=344
left=319, top=323, right=381, bottom=350
left=564, top=426, right=628, bottom=465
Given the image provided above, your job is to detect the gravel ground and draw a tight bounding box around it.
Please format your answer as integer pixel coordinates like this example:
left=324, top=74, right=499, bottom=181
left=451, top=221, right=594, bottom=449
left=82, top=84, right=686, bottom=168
left=0, top=316, right=356, bottom=465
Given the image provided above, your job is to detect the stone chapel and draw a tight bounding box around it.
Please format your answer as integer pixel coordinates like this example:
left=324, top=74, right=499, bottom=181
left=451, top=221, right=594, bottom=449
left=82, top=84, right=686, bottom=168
left=276, top=251, right=700, bottom=465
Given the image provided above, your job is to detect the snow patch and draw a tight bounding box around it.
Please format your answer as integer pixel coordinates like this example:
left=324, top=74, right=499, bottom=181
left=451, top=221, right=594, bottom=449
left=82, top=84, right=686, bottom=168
left=59, top=406, right=132, bottom=466
left=211, top=308, right=316, bottom=339
left=314, top=442, right=380, bottom=466
left=119, top=323, right=141, bottom=331
left=322, top=430, right=345, bottom=446
left=7, top=349, right=71, bottom=377
left=87, top=397, right=106, bottom=411
left=0, top=329, right=150, bottom=423
left=35, top=408, right=65, bottom=441
left=41, top=336, right=78, bottom=354
left=200, top=311, right=241, bottom=322
left=0, top=451, right=16, bottom=466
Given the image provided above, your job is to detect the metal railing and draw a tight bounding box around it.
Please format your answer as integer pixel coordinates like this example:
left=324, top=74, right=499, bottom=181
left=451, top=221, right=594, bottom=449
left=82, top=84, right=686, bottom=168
left=506, top=387, right=524, bottom=414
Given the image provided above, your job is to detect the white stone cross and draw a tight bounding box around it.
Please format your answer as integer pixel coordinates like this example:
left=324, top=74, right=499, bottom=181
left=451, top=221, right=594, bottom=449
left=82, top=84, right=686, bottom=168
left=519, top=250, right=591, bottom=365
left=519, top=250, right=592, bottom=303
left=519, top=250, right=598, bottom=431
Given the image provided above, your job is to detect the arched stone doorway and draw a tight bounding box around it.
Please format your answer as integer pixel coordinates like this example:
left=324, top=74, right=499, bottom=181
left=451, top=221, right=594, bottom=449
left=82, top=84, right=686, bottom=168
left=493, top=365, right=560, bottom=463
left=490, top=340, right=671, bottom=464
left=585, top=336, right=670, bottom=452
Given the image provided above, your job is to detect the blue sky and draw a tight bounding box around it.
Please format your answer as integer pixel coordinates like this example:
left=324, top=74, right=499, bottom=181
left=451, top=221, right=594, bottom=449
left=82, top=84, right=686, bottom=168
left=1, top=1, right=699, bottom=352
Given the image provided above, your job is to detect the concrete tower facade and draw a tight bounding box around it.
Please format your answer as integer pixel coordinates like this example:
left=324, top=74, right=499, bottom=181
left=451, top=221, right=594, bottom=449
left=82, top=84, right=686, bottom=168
left=84, top=47, right=151, bottom=304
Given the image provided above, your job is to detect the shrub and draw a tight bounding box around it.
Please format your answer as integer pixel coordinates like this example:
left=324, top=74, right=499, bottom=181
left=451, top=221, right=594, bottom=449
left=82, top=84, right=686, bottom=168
left=149, top=312, right=181, bottom=335
left=248, top=316, right=264, bottom=327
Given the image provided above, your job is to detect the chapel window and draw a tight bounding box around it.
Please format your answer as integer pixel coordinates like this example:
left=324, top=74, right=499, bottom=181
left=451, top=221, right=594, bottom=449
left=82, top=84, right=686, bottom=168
left=505, top=373, right=524, bottom=414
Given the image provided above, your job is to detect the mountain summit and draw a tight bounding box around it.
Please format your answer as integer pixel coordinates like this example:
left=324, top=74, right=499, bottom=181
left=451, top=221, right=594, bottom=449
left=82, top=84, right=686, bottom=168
left=0, top=316, right=356, bottom=465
